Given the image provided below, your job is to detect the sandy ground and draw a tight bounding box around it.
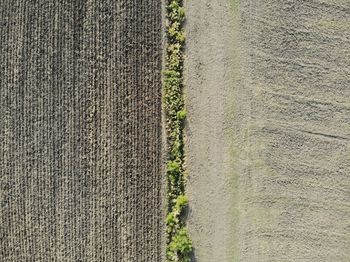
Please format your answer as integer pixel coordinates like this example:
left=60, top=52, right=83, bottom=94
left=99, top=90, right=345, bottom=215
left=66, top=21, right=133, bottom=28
left=0, top=1, right=162, bottom=261
left=184, top=0, right=238, bottom=260
left=185, top=0, right=350, bottom=261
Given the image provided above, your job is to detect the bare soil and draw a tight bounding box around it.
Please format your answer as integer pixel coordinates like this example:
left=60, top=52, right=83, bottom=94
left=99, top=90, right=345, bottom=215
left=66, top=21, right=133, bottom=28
left=0, top=1, right=163, bottom=261
left=184, top=0, right=238, bottom=261
left=185, top=0, right=350, bottom=261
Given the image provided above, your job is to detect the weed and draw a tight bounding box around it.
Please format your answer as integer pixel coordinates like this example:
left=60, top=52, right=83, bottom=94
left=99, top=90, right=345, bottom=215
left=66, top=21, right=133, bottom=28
left=167, top=228, right=192, bottom=262
left=164, top=0, right=192, bottom=261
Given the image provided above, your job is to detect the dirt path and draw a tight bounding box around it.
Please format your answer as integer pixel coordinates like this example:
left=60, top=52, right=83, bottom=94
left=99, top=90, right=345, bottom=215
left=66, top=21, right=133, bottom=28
left=185, top=0, right=350, bottom=261
left=184, top=0, right=238, bottom=260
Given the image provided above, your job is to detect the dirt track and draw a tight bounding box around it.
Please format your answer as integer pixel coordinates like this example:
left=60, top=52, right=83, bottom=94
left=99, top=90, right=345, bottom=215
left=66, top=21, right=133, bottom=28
left=186, top=0, right=350, bottom=261
left=0, top=1, right=162, bottom=261
left=184, top=0, right=237, bottom=260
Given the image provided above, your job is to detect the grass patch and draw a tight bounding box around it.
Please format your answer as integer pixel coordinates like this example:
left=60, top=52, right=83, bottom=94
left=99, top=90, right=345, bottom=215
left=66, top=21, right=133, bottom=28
left=164, top=0, right=192, bottom=261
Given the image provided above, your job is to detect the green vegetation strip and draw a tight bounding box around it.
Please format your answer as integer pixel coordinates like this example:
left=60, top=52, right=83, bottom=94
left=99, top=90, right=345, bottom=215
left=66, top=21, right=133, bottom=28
left=164, top=0, right=192, bottom=261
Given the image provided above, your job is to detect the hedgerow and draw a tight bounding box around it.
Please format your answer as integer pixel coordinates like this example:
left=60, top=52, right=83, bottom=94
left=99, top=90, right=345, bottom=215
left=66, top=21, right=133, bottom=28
left=164, top=0, right=192, bottom=261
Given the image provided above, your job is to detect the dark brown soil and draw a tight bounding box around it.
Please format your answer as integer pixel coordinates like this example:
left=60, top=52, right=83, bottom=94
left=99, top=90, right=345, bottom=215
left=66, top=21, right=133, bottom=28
left=0, top=1, right=163, bottom=261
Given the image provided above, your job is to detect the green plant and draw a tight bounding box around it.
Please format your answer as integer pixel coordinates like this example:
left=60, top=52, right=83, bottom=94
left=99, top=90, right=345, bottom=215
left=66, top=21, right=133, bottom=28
left=167, top=228, right=192, bottom=262
left=175, top=195, right=188, bottom=210
left=177, top=109, right=187, bottom=121
left=164, top=0, right=192, bottom=261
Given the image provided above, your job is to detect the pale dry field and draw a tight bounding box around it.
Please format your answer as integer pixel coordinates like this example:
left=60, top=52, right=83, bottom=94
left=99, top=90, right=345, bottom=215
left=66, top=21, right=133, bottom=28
left=185, top=0, right=350, bottom=261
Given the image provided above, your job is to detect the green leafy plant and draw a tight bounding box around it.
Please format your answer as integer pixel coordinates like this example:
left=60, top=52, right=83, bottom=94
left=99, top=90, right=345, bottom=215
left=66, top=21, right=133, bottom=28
left=177, top=109, right=187, bottom=121
left=164, top=0, right=192, bottom=261
left=167, top=228, right=192, bottom=262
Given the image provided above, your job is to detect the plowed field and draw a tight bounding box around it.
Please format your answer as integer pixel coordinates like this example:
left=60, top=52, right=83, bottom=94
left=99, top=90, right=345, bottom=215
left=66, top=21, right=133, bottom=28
left=0, top=1, right=162, bottom=261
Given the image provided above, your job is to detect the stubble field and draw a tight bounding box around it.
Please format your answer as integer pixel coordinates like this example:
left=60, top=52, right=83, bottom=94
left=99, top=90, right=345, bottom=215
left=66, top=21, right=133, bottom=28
left=0, top=1, right=163, bottom=261
left=185, top=0, right=350, bottom=261
left=1, top=0, right=349, bottom=261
